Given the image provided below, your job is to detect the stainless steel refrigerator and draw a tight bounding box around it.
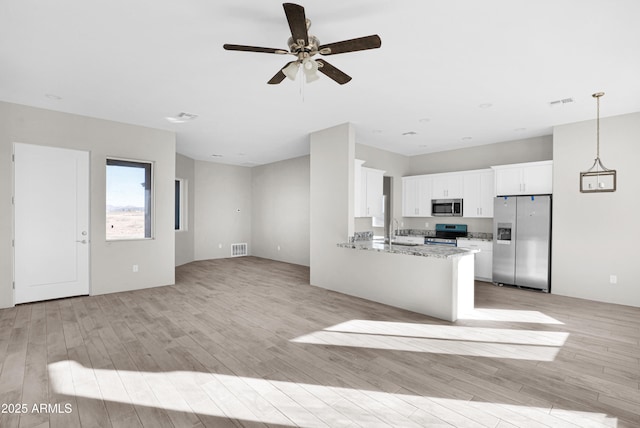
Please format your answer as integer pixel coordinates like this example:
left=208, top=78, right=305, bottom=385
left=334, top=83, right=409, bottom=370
left=493, top=195, right=551, bottom=292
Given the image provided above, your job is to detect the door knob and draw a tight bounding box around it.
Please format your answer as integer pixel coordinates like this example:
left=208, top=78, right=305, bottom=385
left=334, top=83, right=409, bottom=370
left=76, top=239, right=87, bottom=244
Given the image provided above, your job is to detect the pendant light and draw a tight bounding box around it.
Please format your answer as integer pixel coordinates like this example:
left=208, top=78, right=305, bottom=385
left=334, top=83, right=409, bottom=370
left=580, top=92, right=616, bottom=192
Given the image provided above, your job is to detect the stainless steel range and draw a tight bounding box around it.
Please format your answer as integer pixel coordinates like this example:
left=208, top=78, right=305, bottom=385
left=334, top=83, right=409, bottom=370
left=425, top=224, right=468, bottom=246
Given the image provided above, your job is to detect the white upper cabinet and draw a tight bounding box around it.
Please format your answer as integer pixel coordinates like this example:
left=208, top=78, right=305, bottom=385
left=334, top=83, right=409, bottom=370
left=364, top=167, right=385, bottom=218
left=431, top=173, right=464, bottom=199
left=355, top=160, right=385, bottom=218
left=493, top=161, right=553, bottom=196
left=402, top=175, right=431, bottom=217
left=463, top=169, right=494, bottom=218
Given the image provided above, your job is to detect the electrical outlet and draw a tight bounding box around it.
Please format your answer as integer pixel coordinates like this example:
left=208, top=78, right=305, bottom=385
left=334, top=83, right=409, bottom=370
left=609, top=275, right=617, bottom=284
left=277, top=245, right=281, bottom=251
left=425, top=222, right=429, bottom=228
left=132, top=264, right=139, bottom=273
left=218, top=243, right=222, bottom=249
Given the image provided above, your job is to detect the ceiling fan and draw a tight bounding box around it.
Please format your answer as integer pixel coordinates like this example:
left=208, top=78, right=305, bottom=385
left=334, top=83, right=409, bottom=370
left=223, top=3, right=381, bottom=85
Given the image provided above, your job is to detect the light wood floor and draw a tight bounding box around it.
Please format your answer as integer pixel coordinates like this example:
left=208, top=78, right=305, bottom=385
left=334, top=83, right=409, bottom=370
left=1, top=256, right=639, bottom=428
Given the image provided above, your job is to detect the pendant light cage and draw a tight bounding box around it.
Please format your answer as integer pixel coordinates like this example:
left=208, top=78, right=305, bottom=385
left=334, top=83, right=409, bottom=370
left=580, top=92, right=617, bottom=193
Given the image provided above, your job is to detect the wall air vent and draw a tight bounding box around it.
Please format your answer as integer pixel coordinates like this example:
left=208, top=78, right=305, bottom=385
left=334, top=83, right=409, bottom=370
left=231, top=243, right=248, bottom=257
left=549, top=98, right=574, bottom=107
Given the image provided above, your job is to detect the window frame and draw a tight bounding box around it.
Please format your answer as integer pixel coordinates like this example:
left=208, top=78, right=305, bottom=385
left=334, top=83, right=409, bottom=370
left=174, top=178, right=188, bottom=232
left=106, top=158, right=154, bottom=241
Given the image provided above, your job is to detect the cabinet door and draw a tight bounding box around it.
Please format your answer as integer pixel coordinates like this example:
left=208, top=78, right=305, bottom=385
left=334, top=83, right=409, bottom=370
left=402, top=176, right=431, bottom=217
left=354, top=160, right=365, bottom=217
left=522, top=163, right=552, bottom=194
left=463, top=171, right=492, bottom=217
left=364, top=168, right=384, bottom=218
left=463, top=173, right=482, bottom=217
left=446, top=174, right=464, bottom=198
left=495, top=167, right=522, bottom=196
left=402, top=177, right=419, bottom=217
left=417, top=176, right=432, bottom=216
left=478, top=170, right=494, bottom=217
left=458, top=240, right=493, bottom=281
left=433, top=173, right=463, bottom=198
left=475, top=250, right=493, bottom=281
left=431, top=175, right=449, bottom=199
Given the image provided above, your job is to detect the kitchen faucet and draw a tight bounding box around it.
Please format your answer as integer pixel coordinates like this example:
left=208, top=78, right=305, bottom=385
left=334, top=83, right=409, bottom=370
left=391, top=218, right=399, bottom=242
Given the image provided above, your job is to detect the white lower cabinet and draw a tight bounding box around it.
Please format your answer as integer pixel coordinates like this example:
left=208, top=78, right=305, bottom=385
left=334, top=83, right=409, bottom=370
left=457, top=239, right=493, bottom=282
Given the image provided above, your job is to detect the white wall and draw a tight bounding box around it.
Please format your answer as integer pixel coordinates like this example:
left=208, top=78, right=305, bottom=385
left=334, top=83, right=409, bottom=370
left=251, top=155, right=310, bottom=266
left=409, top=135, right=553, bottom=175
left=552, top=112, right=640, bottom=307
left=0, top=101, right=176, bottom=308
left=310, top=123, right=355, bottom=286
left=175, top=153, right=195, bottom=266
left=193, top=160, right=252, bottom=260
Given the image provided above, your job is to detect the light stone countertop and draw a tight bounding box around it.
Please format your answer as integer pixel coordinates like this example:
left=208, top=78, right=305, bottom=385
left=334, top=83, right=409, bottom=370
left=337, top=240, right=478, bottom=259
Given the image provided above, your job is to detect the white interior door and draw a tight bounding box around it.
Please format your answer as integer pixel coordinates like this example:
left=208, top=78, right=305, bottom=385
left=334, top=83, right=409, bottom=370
left=14, top=143, right=90, bottom=304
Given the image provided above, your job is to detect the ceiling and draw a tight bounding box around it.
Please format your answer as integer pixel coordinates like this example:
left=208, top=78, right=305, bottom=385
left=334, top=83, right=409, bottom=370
left=2, top=0, right=640, bottom=166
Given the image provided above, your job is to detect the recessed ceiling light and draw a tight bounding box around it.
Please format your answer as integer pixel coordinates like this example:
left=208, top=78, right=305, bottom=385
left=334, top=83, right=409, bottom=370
left=478, top=103, right=493, bottom=109
left=211, top=154, right=223, bottom=158
left=418, top=118, right=430, bottom=123
left=166, top=112, right=199, bottom=123
left=45, top=93, right=62, bottom=100
left=461, top=136, right=473, bottom=141
left=402, top=131, right=417, bottom=136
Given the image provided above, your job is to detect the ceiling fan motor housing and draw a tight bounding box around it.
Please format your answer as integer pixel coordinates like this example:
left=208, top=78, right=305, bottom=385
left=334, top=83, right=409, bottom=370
left=288, top=35, right=320, bottom=57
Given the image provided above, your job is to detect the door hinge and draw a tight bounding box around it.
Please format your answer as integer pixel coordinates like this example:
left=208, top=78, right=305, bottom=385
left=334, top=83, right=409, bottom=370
left=12, top=239, right=15, bottom=247
left=12, top=154, right=15, bottom=162
left=12, top=282, right=15, bottom=290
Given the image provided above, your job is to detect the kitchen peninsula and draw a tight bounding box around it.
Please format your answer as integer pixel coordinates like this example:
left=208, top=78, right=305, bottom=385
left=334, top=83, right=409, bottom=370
left=336, top=238, right=477, bottom=322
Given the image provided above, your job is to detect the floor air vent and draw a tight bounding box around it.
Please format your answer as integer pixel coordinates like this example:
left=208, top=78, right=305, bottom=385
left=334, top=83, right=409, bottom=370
left=231, top=243, right=248, bottom=257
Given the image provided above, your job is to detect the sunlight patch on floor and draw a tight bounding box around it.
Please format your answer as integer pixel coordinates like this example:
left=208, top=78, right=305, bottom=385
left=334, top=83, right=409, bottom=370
left=49, top=361, right=617, bottom=427
left=291, top=319, right=569, bottom=361
left=458, top=308, right=564, bottom=324
left=292, top=331, right=564, bottom=361
left=324, top=319, right=569, bottom=345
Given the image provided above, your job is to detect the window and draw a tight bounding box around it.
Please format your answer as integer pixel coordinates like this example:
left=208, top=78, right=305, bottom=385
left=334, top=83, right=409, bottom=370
left=174, top=178, right=187, bottom=231
left=106, top=159, right=152, bottom=240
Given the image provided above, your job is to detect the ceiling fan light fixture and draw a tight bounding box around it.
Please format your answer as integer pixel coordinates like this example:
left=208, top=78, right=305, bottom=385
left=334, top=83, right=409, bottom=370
left=302, top=57, right=319, bottom=83
left=282, top=61, right=300, bottom=80
left=305, top=70, right=320, bottom=83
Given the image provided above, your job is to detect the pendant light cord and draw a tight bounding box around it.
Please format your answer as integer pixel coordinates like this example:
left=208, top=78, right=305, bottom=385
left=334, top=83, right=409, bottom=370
left=596, top=93, right=600, bottom=159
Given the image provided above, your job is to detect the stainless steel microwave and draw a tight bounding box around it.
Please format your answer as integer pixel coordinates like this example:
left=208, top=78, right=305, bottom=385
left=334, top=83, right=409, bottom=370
left=431, top=199, right=463, bottom=216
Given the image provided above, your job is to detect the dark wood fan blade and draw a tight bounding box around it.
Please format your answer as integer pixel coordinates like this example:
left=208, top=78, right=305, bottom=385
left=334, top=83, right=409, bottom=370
left=319, top=35, right=381, bottom=55
left=267, top=61, right=296, bottom=84
left=283, top=3, right=308, bottom=46
left=224, top=44, right=288, bottom=55
left=316, top=59, right=352, bottom=85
